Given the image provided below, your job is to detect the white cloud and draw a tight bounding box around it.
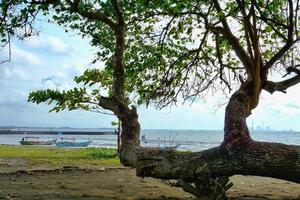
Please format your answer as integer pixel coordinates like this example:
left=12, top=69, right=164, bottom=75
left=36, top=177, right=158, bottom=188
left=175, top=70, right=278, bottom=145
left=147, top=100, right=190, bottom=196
left=11, top=67, right=30, bottom=80
left=46, top=36, right=68, bottom=53
left=9, top=44, right=43, bottom=66
left=178, top=102, right=208, bottom=113
left=41, top=75, right=73, bottom=91
left=0, top=66, right=30, bottom=80
left=258, top=86, right=300, bottom=115
left=25, top=35, right=68, bottom=53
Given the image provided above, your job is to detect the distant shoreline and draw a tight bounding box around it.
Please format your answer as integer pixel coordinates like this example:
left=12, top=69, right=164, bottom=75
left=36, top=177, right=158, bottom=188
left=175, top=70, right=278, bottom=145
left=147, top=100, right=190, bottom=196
left=0, top=130, right=116, bottom=135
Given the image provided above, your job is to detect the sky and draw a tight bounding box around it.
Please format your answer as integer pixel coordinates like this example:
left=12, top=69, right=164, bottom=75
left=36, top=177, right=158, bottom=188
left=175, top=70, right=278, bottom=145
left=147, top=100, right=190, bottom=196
left=1, top=22, right=300, bottom=131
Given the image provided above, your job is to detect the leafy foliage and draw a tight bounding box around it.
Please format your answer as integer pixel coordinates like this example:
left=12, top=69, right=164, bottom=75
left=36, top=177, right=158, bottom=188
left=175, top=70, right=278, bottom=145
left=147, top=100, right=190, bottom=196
left=126, top=0, right=300, bottom=107
left=4, top=0, right=300, bottom=114
left=28, top=88, right=91, bottom=112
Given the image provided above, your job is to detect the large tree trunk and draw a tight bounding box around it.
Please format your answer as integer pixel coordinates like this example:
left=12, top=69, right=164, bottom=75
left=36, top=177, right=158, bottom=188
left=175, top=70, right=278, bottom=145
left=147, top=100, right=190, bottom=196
left=137, top=142, right=300, bottom=183
left=136, top=88, right=300, bottom=184
left=118, top=106, right=141, bottom=167
left=222, top=89, right=254, bottom=149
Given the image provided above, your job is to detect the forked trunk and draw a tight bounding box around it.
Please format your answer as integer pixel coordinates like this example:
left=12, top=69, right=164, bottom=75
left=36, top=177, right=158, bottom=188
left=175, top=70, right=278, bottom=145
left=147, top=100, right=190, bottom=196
left=119, top=106, right=141, bottom=167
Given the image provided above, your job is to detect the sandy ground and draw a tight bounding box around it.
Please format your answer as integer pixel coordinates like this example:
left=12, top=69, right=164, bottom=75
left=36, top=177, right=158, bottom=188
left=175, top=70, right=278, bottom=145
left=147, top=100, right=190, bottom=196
left=0, top=158, right=300, bottom=200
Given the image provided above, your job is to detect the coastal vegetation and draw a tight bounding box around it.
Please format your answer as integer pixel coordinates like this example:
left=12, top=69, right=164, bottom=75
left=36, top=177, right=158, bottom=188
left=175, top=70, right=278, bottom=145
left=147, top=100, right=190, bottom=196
left=1, top=0, right=300, bottom=199
left=0, top=0, right=148, bottom=166
left=134, top=0, right=300, bottom=197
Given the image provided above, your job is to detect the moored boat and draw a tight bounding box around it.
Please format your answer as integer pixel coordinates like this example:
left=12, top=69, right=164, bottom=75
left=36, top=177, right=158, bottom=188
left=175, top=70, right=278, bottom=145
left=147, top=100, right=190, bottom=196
left=54, top=138, right=92, bottom=147
left=141, top=134, right=180, bottom=150
left=19, top=137, right=56, bottom=145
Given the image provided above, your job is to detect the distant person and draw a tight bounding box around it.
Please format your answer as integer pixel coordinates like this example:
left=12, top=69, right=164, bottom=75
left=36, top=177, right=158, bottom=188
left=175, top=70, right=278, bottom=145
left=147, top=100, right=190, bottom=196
left=141, top=135, right=146, bottom=142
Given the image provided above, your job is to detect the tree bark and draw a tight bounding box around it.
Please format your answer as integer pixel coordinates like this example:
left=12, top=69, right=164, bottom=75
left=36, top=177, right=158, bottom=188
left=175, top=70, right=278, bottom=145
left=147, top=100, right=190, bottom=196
left=118, top=106, right=141, bottom=167
left=222, top=89, right=254, bottom=149
left=137, top=142, right=300, bottom=183
left=136, top=87, right=300, bottom=184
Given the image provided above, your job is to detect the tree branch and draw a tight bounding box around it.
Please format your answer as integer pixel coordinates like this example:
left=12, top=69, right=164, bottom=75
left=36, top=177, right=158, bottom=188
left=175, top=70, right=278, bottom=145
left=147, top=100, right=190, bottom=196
left=111, top=0, right=125, bottom=26
left=211, top=0, right=253, bottom=77
left=264, top=0, right=296, bottom=70
left=137, top=142, right=300, bottom=184
left=263, top=66, right=300, bottom=94
left=98, top=96, right=119, bottom=113
left=69, top=1, right=118, bottom=32
left=30, top=0, right=118, bottom=32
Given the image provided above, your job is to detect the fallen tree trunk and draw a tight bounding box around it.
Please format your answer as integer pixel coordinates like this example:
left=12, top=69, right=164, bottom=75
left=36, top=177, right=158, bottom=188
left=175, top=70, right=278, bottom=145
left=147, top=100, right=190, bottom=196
left=136, top=141, right=300, bottom=183
left=136, top=88, right=300, bottom=185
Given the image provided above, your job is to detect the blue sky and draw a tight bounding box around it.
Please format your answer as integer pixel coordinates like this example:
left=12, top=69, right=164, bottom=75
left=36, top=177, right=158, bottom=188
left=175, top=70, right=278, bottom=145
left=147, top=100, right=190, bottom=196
left=1, top=22, right=300, bottom=131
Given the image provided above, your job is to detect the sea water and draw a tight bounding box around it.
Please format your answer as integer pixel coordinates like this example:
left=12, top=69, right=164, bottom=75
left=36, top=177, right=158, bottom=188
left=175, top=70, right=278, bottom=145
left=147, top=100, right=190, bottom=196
left=0, top=128, right=299, bottom=151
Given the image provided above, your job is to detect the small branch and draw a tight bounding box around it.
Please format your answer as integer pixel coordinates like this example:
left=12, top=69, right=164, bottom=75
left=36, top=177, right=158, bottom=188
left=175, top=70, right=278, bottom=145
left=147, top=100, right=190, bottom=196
left=62, top=0, right=118, bottom=32
left=0, top=33, right=11, bottom=64
left=264, top=0, right=296, bottom=70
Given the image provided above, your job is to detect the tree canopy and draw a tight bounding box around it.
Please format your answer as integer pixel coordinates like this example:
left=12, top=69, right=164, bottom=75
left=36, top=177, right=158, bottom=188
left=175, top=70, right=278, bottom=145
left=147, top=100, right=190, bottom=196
left=0, top=0, right=147, bottom=166
left=2, top=0, right=300, bottom=198
left=129, top=0, right=300, bottom=108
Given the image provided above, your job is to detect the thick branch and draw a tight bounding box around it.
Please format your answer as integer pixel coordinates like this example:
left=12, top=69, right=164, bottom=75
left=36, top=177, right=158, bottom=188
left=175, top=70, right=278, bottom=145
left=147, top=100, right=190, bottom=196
left=30, top=0, right=58, bottom=4
left=137, top=142, right=300, bottom=184
left=263, top=74, right=300, bottom=94
left=70, top=3, right=118, bottom=32
left=30, top=0, right=118, bottom=32
left=210, top=0, right=253, bottom=77
left=98, top=96, right=119, bottom=113
left=111, top=0, right=125, bottom=26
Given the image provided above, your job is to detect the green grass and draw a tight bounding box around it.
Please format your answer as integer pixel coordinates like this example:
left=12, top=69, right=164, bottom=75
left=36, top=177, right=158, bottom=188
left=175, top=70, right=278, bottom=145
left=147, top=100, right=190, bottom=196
left=0, top=145, right=120, bottom=166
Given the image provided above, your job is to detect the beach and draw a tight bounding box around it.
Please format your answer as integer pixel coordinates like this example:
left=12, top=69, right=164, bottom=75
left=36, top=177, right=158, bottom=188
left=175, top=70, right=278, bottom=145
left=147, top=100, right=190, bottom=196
left=1, top=165, right=300, bottom=200
left=0, top=145, right=299, bottom=200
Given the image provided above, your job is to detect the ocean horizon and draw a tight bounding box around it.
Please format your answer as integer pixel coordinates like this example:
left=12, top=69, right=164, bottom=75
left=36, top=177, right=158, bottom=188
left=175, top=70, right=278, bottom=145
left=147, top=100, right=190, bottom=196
left=0, top=127, right=299, bottom=152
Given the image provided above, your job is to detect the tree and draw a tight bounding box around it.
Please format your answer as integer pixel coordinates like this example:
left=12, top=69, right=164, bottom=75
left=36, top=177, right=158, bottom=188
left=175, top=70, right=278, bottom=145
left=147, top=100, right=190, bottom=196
left=0, top=0, right=143, bottom=167
left=3, top=0, right=300, bottom=197
left=133, top=0, right=300, bottom=196
left=0, top=0, right=38, bottom=64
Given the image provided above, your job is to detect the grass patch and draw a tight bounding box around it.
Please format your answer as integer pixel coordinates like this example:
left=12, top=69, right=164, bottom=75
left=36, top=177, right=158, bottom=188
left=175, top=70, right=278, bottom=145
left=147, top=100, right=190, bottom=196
left=0, top=145, right=120, bottom=166
left=85, top=148, right=118, bottom=159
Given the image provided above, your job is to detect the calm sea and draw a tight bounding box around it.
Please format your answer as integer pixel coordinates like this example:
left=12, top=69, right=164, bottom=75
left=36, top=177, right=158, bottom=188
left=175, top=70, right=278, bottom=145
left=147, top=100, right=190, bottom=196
left=0, top=128, right=300, bottom=151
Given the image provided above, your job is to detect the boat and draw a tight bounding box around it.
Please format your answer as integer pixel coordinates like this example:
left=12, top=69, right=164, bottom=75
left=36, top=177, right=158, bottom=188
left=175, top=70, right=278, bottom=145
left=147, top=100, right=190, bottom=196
left=54, top=138, right=92, bottom=147
left=141, top=134, right=180, bottom=150
left=159, top=144, right=180, bottom=150
left=19, top=137, right=56, bottom=145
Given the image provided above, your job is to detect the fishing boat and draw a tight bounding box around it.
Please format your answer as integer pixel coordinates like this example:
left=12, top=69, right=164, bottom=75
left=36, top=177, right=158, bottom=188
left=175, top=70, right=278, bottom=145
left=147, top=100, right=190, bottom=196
left=159, top=144, right=180, bottom=150
left=19, top=137, right=56, bottom=145
left=54, top=138, right=92, bottom=147
left=141, top=134, right=180, bottom=150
